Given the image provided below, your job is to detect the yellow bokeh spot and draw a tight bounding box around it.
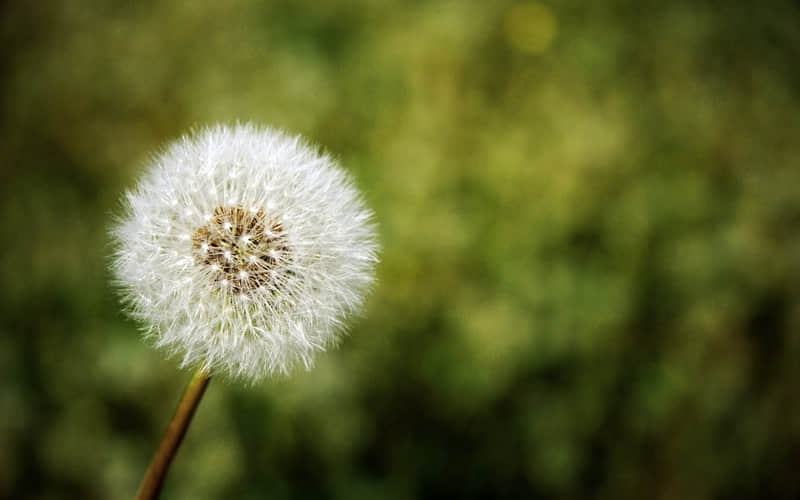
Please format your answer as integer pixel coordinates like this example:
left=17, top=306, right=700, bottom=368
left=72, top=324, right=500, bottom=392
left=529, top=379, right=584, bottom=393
left=504, top=2, right=558, bottom=54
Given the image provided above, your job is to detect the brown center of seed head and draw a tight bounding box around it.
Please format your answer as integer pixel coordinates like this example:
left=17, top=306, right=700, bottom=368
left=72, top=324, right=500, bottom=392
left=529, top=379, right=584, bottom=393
left=191, top=206, right=289, bottom=294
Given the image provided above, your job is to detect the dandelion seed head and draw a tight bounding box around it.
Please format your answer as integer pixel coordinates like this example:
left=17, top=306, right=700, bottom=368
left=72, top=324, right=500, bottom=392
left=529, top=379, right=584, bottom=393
left=111, top=123, right=378, bottom=381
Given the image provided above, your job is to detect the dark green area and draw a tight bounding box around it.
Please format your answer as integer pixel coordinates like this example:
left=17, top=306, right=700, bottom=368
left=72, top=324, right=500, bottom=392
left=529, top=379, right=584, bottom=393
left=2, top=1, right=800, bottom=498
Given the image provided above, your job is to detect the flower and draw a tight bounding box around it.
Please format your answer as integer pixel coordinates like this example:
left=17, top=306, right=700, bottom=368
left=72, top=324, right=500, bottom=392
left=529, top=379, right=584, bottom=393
left=112, top=123, right=378, bottom=381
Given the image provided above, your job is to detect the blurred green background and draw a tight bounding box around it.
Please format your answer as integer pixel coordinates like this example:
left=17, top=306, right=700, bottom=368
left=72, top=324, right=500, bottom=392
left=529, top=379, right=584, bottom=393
left=2, top=1, right=800, bottom=498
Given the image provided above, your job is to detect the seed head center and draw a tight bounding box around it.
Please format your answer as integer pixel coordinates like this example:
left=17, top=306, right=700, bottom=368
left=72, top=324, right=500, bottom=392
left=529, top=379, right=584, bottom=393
left=192, top=206, right=289, bottom=294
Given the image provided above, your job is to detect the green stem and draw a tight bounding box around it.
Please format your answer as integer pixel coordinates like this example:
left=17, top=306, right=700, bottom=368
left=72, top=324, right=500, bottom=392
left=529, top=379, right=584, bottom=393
left=136, top=368, right=211, bottom=500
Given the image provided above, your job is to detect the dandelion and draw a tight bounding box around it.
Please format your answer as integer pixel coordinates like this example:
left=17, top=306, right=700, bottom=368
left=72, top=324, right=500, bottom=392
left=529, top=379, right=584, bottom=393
left=113, top=123, right=377, bottom=380
left=111, top=123, right=378, bottom=498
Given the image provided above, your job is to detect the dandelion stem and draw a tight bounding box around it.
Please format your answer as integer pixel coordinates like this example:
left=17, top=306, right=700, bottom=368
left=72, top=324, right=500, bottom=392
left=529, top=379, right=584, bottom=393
left=136, top=368, right=211, bottom=500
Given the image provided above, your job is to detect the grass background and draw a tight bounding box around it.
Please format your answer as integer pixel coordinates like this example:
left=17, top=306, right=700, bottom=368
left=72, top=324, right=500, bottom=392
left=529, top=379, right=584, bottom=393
left=2, top=1, right=800, bottom=498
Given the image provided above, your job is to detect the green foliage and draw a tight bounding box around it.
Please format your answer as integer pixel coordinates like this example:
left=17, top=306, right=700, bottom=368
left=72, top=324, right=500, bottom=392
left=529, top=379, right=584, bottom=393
left=2, top=1, right=800, bottom=498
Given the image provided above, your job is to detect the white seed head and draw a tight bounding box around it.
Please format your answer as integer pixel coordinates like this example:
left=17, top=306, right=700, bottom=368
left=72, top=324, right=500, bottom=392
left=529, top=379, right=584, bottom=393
left=111, top=123, right=378, bottom=381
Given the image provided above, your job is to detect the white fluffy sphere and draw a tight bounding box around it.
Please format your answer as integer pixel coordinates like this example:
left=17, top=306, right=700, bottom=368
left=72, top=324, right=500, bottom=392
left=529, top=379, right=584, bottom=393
left=112, top=124, right=378, bottom=381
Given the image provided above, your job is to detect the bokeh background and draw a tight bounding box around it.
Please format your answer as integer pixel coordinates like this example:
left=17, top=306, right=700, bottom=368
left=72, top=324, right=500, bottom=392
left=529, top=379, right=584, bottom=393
left=2, top=1, right=800, bottom=498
